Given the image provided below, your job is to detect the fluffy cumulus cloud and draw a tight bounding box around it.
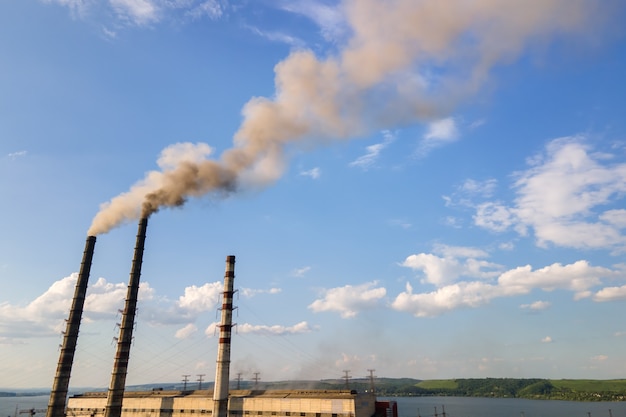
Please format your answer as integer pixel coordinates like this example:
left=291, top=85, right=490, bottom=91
left=0, top=274, right=153, bottom=338
left=472, top=137, right=626, bottom=250
left=593, top=285, right=626, bottom=302
left=237, top=321, right=315, bottom=335
left=308, top=281, right=386, bottom=318
left=205, top=321, right=315, bottom=336
left=176, top=282, right=223, bottom=314
left=393, top=244, right=621, bottom=317
left=401, top=244, right=502, bottom=286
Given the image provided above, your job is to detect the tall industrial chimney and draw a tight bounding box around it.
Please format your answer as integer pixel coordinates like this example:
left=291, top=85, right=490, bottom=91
left=104, top=217, right=148, bottom=417
left=47, top=236, right=97, bottom=417
left=213, top=255, right=236, bottom=417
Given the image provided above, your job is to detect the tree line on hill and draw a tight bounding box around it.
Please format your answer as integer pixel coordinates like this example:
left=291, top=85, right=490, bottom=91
left=356, top=378, right=626, bottom=402
left=227, top=377, right=626, bottom=401
left=3, top=378, right=625, bottom=402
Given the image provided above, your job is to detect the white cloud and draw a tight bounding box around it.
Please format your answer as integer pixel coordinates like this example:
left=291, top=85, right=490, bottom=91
left=177, top=282, right=222, bottom=314
left=175, top=323, right=198, bottom=339
left=186, top=0, right=223, bottom=20
left=102, top=26, right=118, bottom=39
left=401, top=244, right=502, bottom=286
left=205, top=321, right=315, bottom=336
left=300, top=167, right=321, bottom=179
left=0, top=274, right=155, bottom=338
left=7, top=150, right=27, bottom=160
left=520, top=300, right=551, bottom=311
left=388, top=218, right=412, bottom=229
left=424, top=118, right=458, bottom=141
left=205, top=321, right=219, bottom=336
left=349, top=130, right=395, bottom=170
left=276, top=0, right=347, bottom=42
left=541, top=336, right=553, bottom=343
left=498, top=261, right=609, bottom=295
left=42, top=0, right=90, bottom=17
left=460, top=179, right=497, bottom=198
left=394, top=259, right=618, bottom=317
left=240, top=287, right=282, bottom=298
left=474, top=202, right=517, bottom=233
left=600, top=209, right=626, bottom=228
left=468, top=119, right=486, bottom=129
left=416, top=117, right=459, bottom=156
left=47, top=0, right=226, bottom=26
left=593, top=285, right=626, bottom=302
left=475, top=137, right=626, bottom=250
left=392, top=281, right=499, bottom=317
left=292, top=266, right=311, bottom=277
left=246, top=25, right=305, bottom=47
left=308, top=281, right=386, bottom=318
left=237, top=321, right=315, bottom=335
left=109, top=0, right=160, bottom=25
left=432, top=244, right=489, bottom=259
left=591, top=354, right=608, bottom=361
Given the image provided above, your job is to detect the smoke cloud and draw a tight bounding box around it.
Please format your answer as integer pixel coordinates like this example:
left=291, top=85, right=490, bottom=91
left=88, top=0, right=609, bottom=235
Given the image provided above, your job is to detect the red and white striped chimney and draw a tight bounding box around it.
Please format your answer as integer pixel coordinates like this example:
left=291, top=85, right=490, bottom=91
left=213, top=255, right=236, bottom=417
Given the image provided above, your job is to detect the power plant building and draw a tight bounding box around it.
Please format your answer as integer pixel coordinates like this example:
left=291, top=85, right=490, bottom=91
left=52, top=219, right=396, bottom=417
left=66, top=389, right=380, bottom=417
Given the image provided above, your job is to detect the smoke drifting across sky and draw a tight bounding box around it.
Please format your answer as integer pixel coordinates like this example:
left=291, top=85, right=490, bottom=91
left=88, top=0, right=608, bottom=236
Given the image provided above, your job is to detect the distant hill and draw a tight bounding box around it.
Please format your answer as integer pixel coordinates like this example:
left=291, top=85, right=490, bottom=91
left=3, top=378, right=625, bottom=402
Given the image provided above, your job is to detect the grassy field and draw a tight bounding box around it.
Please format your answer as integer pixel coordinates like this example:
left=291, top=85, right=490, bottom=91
left=549, top=379, right=626, bottom=392
left=416, top=380, right=458, bottom=390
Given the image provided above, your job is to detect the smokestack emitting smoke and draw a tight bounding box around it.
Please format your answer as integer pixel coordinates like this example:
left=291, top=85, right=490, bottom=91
left=213, top=255, right=236, bottom=417
left=104, top=217, right=148, bottom=417
left=87, top=0, right=609, bottom=235
left=47, top=236, right=96, bottom=417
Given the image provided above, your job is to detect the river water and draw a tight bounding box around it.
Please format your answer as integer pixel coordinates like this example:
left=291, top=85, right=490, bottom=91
left=1, top=395, right=625, bottom=417
left=387, top=396, right=626, bottom=417
left=0, top=395, right=49, bottom=417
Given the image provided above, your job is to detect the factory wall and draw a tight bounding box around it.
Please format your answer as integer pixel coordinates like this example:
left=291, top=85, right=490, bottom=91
left=66, top=390, right=376, bottom=417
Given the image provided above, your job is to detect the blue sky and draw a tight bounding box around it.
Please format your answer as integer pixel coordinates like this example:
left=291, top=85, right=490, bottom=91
left=1, top=0, right=626, bottom=389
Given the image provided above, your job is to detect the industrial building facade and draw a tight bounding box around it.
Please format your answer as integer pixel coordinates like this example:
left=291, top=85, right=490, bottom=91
left=66, top=389, right=378, bottom=417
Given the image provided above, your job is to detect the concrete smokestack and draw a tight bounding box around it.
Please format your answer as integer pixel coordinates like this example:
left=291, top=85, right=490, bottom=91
left=213, top=255, right=236, bottom=417
left=104, top=217, right=148, bottom=417
left=47, top=236, right=97, bottom=417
